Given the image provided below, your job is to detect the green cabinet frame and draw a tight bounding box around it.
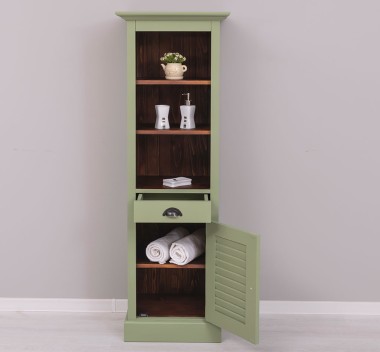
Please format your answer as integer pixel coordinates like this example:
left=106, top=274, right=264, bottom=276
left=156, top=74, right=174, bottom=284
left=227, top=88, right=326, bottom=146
left=116, top=12, right=260, bottom=344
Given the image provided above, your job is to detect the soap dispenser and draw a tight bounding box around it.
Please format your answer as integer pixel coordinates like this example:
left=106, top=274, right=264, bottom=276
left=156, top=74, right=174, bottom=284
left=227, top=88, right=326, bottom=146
left=180, top=93, right=196, bottom=129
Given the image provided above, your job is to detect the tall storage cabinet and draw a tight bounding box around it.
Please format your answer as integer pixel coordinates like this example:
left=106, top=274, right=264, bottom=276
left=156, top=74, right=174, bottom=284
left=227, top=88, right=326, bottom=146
left=116, top=12, right=260, bottom=344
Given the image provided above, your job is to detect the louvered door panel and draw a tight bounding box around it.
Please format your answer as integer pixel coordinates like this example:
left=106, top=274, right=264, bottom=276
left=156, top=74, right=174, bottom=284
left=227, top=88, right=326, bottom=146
left=206, top=223, right=260, bottom=344
left=215, top=237, right=247, bottom=324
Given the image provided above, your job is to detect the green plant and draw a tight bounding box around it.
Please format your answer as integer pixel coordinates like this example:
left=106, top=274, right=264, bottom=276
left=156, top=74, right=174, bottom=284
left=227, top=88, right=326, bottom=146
left=160, top=52, right=186, bottom=64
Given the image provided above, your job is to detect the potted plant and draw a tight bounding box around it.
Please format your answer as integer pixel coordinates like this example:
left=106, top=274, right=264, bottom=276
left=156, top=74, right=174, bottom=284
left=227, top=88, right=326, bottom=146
left=160, top=52, right=187, bottom=80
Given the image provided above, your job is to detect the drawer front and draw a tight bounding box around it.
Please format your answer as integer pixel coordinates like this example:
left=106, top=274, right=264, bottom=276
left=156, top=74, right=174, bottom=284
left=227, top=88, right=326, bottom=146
left=134, top=199, right=211, bottom=223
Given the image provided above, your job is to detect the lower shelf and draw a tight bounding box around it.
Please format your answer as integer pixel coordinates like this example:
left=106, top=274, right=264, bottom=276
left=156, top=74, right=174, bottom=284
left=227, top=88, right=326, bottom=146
left=137, top=294, right=205, bottom=317
left=136, top=255, right=205, bottom=269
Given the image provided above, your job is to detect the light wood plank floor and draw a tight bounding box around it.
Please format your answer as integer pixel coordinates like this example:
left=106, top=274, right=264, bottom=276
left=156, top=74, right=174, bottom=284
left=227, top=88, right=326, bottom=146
left=1, top=312, right=380, bottom=351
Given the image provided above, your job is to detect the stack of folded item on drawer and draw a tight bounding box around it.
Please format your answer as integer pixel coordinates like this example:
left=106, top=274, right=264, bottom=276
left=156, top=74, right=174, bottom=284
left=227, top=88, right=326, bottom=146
left=163, top=177, right=192, bottom=187
left=145, top=227, right=189, bottom=264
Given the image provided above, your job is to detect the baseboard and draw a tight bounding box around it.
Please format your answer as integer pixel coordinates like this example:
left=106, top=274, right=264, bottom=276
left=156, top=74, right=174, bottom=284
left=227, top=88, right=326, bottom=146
left=0, top=298, right=128, bottom=313
left=1, top=298, right=379, bottom=315
left=261, top=300, right=380, bottom=315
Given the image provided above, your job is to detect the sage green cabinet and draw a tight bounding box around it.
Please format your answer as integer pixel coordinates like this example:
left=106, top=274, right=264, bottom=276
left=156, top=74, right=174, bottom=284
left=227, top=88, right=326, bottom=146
left=116, top=12, right=260, bottom=344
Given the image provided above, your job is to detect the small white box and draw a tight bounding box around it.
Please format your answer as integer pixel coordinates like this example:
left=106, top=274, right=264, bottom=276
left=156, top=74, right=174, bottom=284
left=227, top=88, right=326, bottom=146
left=163, top=177, right=192, bottom=187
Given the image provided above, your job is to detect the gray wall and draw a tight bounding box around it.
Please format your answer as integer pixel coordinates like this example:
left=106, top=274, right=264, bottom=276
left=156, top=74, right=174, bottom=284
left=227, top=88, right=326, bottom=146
left=1, top=0, right=379, bottom=301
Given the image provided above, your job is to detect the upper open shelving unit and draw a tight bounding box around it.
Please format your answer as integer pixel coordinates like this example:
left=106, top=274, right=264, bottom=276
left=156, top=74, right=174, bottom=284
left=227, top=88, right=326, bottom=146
left=134, top=27, right=213, bottom=190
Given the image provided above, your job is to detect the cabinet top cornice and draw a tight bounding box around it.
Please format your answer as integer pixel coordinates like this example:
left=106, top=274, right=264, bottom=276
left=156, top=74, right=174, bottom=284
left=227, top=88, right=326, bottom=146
left=115, top=12, right=230, bottom=21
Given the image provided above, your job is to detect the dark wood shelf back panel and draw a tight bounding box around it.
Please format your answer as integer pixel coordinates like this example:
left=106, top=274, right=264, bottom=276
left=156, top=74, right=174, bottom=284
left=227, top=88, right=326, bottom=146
left=136, top=135, right=210, bottom=178
left=137, top=294, right=205, bottom=317
left=136, top=32, right=211, bottom=80
left=137, top=268, right=205, bottom=295
left=134, top=30, right=211, bottom=322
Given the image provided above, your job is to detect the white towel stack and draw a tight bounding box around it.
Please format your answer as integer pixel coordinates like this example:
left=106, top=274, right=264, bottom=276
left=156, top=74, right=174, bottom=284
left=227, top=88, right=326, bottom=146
left=145, top=227, right=189, bottom=264
left=169, top=228, right=206, bottom=266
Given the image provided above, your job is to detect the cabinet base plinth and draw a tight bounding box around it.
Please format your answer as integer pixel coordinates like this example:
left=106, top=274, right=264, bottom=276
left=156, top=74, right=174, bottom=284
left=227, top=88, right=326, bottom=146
left=124, top=316, right=221, bottom=342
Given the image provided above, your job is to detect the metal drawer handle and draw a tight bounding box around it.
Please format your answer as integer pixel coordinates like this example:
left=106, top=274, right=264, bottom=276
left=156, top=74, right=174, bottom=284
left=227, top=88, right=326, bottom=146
left=162, top=207, right=183, bottom=218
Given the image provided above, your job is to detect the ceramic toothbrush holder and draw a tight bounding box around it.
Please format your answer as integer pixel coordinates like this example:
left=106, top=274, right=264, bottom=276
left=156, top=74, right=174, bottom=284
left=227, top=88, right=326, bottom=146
left=155, top=105, right=170, bottom=129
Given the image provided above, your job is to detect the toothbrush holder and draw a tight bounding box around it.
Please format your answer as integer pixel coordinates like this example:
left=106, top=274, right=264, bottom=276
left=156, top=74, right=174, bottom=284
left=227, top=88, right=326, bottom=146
left=155, top=105, right=170, bottom=129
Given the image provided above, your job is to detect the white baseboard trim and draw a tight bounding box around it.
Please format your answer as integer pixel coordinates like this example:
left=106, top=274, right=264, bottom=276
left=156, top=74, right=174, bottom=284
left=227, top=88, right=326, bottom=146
left=261, top=301, right=380, bottom=315
left=0, top=298, right=128, bottom=313
left=1, top=298, right=380, bottom=315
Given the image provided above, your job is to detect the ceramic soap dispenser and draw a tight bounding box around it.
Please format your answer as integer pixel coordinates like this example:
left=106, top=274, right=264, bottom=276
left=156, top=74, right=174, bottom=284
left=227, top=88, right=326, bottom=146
left=180, top=93, right=196, bottom=129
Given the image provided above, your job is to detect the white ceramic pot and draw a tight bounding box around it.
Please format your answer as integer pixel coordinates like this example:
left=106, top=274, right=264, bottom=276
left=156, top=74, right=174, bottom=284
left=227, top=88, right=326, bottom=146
left=161, top=63, right=187, bottom=80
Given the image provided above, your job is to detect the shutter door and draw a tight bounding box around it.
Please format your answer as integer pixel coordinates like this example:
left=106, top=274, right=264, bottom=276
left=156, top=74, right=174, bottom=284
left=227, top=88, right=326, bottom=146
left=205, top=222, right=260, bottom=344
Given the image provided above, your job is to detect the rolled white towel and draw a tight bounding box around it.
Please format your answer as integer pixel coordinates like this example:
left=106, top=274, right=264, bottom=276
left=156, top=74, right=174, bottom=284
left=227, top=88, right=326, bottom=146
left=146, top=227, right=189, bottom=264
left=169, top=228, right=206, bottom=266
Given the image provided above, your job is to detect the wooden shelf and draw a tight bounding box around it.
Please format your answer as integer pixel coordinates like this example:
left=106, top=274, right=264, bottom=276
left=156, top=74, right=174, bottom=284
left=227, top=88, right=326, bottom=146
left=137, top=294, right=205, bottom=317
left=136, top=79, right=211, bottom=85
left=136, top=127, right=210, bottom=135
left=136, top=176, right=210, bottom=190
left=137, top=256, right=205, bottom=269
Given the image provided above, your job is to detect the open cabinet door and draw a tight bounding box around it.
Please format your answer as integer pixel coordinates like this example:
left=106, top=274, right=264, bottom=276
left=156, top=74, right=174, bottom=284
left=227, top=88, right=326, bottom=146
left=205, top=222, right=260, bottom=344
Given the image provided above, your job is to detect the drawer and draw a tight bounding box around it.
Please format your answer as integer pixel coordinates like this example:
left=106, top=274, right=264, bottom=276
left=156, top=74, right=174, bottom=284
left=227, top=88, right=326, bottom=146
left=134, top=193, right=211, bottom=223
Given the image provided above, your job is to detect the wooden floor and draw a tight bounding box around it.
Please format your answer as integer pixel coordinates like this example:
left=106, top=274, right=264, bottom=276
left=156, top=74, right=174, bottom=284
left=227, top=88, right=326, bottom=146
left=1, top=312, right=380, bottom=351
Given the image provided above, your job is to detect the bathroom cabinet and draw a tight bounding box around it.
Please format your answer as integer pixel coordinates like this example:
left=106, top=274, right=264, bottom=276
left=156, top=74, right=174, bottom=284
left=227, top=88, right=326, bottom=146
left=116, top=12, right=260, bottom=344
